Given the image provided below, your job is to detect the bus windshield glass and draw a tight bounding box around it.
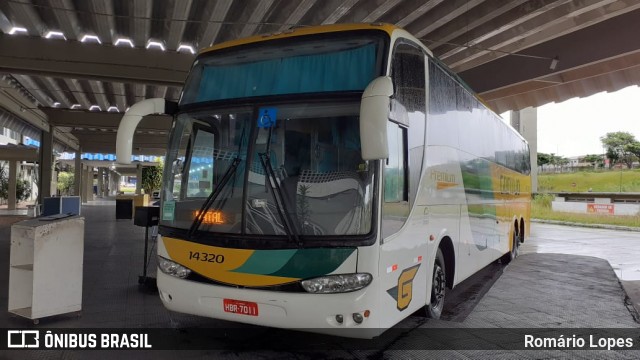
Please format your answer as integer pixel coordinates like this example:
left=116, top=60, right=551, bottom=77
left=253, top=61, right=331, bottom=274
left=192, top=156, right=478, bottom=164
left=180, top=33, right=384, bottom=105
left=161, top=101, right=375, bottom=238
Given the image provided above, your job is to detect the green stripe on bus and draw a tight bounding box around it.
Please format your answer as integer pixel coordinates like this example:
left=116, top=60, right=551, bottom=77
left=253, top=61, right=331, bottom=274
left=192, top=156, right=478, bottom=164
left=269, top=248, right=356, bottom=279
left=230, top=249, right=297, bottom=275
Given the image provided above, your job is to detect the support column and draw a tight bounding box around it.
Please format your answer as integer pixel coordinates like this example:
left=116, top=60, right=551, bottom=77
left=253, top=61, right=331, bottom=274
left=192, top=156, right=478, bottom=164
left=511, top=107, right=538, bottom=193
left=97, top=168, right=104, bottom=198
left=38, top=128, right=54, bottom=203
left=74, top=151, right=82, bottom=197
left=7, top=161, right=18, bottom=210
left=80, top=165, right=89, bottom=204
left=135, top=164, right=142, bottom=195
left=108, top=170, right=113, bottom=196
left=87, top=167, right=94, bottom=201
left=104, top=170, right=109, bottom=196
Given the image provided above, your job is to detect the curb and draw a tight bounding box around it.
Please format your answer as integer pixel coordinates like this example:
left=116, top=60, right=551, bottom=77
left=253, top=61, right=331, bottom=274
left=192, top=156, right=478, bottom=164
left=531, top=218, right=640, bottom=232
left=620, top=280, right=640, bottom=324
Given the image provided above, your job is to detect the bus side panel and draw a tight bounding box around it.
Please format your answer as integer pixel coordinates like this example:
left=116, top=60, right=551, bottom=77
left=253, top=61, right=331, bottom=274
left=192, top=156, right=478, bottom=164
left=377, top=144, right=464, bottom=329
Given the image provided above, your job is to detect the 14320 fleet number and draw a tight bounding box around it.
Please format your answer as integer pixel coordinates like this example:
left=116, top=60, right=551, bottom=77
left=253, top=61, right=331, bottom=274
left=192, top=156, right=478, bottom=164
left=188, top=251, right=224, bottom=263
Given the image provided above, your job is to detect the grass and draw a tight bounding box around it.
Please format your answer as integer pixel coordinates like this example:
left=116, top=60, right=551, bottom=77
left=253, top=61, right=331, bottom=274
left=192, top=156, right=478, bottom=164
left=532, top=193, right=640, bottom=228
left=538, top=169, right=640, bottom=193
left=534, top=170, right=640, bottom=227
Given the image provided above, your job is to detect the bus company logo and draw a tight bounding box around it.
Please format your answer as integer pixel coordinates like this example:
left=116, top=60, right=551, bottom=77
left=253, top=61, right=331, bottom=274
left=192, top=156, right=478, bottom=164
left=387, top=264, right=421, bottom=311
left=430, top=171, right=458, bottom=190
left=7, top=330, right=39, bottom=348
left=499, top=175, right=521, bottom=195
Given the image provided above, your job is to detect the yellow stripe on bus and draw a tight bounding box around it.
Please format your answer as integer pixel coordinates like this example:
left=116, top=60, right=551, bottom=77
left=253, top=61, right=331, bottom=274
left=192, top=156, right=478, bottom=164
left=200, top=23, right=398, bottom=54
left=163, top=237, right=299, bottom=286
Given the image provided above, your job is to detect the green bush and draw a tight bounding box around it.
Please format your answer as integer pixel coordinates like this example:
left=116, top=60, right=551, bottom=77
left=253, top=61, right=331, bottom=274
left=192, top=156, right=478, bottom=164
left=141, top=162, right=163, bottom=195
left=533, top=193, right=554, bottom=209
left=0, top=163, right=31, bottom=202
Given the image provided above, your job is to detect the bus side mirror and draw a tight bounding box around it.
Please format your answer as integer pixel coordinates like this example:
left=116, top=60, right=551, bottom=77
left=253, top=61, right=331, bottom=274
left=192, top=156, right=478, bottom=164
left=360, top=76, right=393, bottom=160
left=116, top=99, right=178, bottom=164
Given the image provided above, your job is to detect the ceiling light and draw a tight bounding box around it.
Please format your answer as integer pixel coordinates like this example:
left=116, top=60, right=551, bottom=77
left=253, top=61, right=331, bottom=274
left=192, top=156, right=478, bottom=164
left=107, top=106, right=119, bottom=112
left=115, top=38, right=134, bottom=47
left=53, top=102, right=61, bottom=107
left=177, top=44, right=195, bottom=54
left=8, top=27, right=28, bottom=35
left=89, top=105, right=102, bottom=111
left=81, top=34, right=102, bottom=44
left=146, top=40, right=165, bottom=51
left=45, top=31, right=66, bottom=40
left=71, top=104, right=81, bottom=109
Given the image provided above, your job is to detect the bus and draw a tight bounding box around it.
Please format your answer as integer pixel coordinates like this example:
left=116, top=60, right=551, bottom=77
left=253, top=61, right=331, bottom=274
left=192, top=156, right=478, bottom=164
left=116, top=23, right=531, bottom=338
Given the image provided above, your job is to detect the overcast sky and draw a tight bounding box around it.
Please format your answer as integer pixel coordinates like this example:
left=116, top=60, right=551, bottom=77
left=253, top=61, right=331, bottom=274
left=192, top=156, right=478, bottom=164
left=527, top=85, right=640, bottom=158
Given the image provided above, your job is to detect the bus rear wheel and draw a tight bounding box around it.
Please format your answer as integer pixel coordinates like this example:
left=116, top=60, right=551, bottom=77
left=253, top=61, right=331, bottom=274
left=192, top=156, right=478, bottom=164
left=426, top=248, right=446, bottom=319
left=501, top=230, right=518, bottom=264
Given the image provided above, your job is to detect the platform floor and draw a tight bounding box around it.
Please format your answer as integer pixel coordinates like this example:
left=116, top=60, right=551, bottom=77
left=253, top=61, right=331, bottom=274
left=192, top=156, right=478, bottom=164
left=1, top=205, right=639, bottom=359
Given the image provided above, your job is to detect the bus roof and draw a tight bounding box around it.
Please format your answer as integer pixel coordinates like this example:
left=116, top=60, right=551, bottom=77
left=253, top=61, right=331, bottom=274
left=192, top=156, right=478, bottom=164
left=199, top=23, right=399, bottom=55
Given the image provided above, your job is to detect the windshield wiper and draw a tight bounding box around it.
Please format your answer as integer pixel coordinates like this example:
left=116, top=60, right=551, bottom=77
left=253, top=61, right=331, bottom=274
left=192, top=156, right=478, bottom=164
left=258, top=152, right=301, bottom=246
left=257, top=125, right=301, bottom=245
left=188, top=157, right=241, bottom=237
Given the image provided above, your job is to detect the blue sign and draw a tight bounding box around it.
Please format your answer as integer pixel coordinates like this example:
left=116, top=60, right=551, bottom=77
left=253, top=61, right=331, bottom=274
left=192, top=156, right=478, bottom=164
left=257, top=107, right=277, bottom=128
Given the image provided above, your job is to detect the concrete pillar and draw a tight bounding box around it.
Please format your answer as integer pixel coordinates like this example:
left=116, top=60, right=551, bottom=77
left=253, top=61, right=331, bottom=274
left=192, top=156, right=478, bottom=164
left=97, top=168, right=104, bottom=198
left=105, top=170, right=110, bottom=197
left=74, top=151, right=82, bottom=197
left=87, top=167, right=94, bottom=201
left=511, top=107, right=538, bottom=193
left=38, top=128, right=54, bottom=203
left=7, top=161, right=18, bottom=210
left=135, top=164, right=142, bottom=194
left=109, top=171, right=116, bottom=196
left=107, top=170, right=113, bottom=196
left=81, top=166, right=87, bottom=203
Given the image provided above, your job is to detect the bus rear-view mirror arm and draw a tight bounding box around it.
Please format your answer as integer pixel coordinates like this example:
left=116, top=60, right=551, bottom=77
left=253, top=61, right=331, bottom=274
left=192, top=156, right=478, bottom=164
left=360, top=76, right=393, bottom=160
left=115, top=98, right=178, bottom=164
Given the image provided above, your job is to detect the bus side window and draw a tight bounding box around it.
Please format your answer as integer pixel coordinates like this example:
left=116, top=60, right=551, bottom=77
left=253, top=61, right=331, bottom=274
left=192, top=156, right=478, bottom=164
left=382, top=41, right=425, bottom=240
left=382, top=122, right=409, bottom=239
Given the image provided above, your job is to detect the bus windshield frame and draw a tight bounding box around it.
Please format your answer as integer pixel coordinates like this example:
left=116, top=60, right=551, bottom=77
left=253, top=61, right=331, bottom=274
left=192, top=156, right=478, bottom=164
left=160, top=94, right=379, bottom=249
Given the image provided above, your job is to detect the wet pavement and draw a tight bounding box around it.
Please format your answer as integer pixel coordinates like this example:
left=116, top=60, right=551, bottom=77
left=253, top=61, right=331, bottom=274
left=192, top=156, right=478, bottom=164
left=522, top=222, right=640, bottom=317
left=0, top=206, right=639, bottom=359
left=522, top=223, right=640, bottom=281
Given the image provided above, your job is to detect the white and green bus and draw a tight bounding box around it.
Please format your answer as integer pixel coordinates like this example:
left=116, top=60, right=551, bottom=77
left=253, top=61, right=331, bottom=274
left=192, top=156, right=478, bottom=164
left=117, top=23, right=531, bottom=338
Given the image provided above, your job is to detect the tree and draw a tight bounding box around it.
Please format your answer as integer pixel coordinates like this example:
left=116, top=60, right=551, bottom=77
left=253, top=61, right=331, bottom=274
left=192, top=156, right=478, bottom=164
left=600, top=131, right=638, bottom=169
left=141, top=162, right=163, bottom=195
left=57, top=171, right=74, bottom=195
left=581, top=154, right=603, bottom=168
left=537, top=152, right=552, bottom=167
left=625, top=141, right=640, bottom=165
left=16, top=179, right=31, bottom=201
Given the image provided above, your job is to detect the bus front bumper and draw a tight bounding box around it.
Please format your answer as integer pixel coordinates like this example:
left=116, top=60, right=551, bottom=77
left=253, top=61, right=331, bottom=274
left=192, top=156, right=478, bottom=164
left=157, top=270, right=382, bottom=338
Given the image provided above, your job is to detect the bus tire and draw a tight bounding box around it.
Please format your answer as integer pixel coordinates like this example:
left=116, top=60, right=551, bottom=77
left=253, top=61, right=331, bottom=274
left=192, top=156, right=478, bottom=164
left=426, top=248, right=446, bottom=319
left=500, top=229, right=518, bottom=264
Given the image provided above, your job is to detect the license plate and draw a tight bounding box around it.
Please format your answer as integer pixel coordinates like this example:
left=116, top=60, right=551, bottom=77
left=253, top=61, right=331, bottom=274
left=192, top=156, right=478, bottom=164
left=223, top=299, right=259, bottom=316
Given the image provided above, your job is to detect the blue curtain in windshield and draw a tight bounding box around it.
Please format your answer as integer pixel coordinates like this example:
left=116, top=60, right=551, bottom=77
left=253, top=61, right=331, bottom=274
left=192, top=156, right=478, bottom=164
left=196, top=44, right=376, bottom=102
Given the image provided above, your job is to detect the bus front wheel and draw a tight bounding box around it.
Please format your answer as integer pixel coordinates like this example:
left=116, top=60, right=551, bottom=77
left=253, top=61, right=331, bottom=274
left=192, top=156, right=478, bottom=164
left=426, top=248, right=446, bottom=319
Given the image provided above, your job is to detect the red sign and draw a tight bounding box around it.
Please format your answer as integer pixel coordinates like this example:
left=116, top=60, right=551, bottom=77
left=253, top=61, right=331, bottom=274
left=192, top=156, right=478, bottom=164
left=587, top=204, right=614, bottom=215
left=223, top=299, right=259, bottom=316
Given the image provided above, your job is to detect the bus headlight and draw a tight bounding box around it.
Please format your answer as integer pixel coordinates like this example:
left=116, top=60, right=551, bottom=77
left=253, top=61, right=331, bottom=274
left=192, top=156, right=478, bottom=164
left=301, top=273, right=372, bottom=294
left=158, top=256, right=192, bottom=278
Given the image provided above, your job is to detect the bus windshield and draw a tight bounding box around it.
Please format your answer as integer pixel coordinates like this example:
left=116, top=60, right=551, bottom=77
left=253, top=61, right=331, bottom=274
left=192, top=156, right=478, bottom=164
left=161, top=101, right=375, bottom=238
left=180, top=33, right=384, bottom=105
